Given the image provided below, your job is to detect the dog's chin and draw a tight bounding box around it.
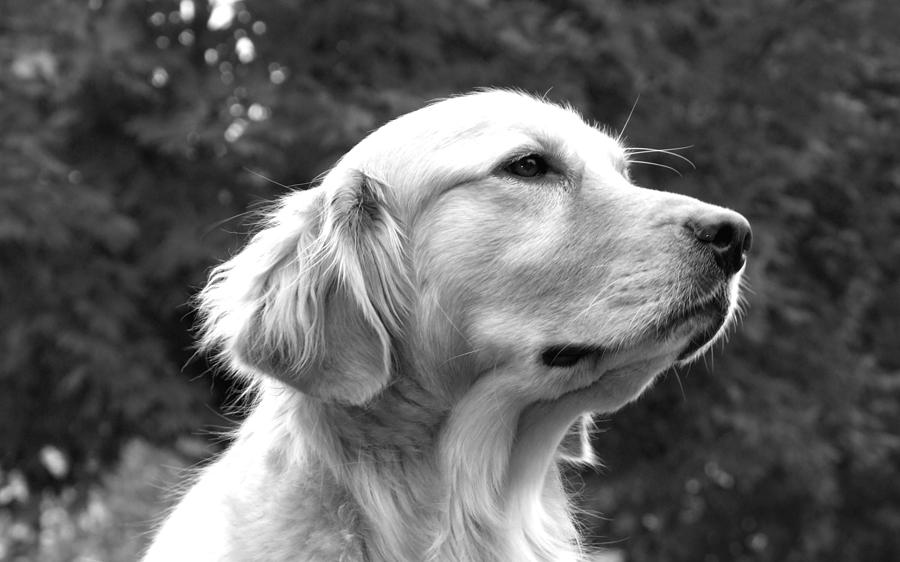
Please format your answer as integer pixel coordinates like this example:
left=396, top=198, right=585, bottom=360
left=671, top=290, right=734, bottom=365
left=674, top=312, right=729, bottom=364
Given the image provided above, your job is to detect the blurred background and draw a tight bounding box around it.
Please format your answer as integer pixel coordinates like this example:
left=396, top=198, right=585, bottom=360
left=2, top=0, right=899, bottom=560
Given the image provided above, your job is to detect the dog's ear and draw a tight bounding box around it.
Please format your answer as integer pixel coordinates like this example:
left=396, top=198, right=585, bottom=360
left=558, top=414, right=596, bottom=466
left=199, top=171, right=408, bottom=405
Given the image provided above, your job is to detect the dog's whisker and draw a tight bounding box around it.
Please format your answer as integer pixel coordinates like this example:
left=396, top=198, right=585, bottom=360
left=615, top=93, right=641, bottom=144
left=625, top=145, right=696, bottom=173
left=626, top=148, right=697, bottom=170
left=626, top=159, right=683, bottom=176
left=624, top=145, right=694, bottom=155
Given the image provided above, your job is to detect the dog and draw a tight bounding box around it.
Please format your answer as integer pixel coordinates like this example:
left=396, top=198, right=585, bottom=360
left=143, top=90, right=751, bottom=561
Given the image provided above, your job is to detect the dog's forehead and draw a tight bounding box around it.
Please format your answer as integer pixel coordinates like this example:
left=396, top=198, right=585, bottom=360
left=352, top=91, right=623, bottom=163
left=417, top=91, right=586, bottom=132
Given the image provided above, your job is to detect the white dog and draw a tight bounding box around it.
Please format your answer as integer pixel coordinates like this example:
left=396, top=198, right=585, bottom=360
left=144, top=90, right=751, bottom=561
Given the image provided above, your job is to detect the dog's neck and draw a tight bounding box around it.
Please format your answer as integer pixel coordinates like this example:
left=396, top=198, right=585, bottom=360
left=246, top=369, right=586, bottom=562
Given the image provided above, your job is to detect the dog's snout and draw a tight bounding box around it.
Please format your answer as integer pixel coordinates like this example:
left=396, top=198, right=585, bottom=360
left=687, top=210, right=752, bottom=276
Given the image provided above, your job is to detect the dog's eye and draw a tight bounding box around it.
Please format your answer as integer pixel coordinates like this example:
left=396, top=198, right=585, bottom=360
left=506, top=154, right=549, bottom=178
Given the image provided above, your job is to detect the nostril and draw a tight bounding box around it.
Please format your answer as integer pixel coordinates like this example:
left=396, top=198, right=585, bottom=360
left=710, top=223, right=736, bottom=251
left=691, top=221, right=737, bottom=249
left=687, top=212, right=752, bottom=276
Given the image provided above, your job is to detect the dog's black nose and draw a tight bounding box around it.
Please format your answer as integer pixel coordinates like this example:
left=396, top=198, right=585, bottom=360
left=688, top=211, right=752, bottom=276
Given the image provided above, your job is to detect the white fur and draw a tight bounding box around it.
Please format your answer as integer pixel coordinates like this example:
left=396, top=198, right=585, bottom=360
left=144, top=90, right=749, bottom=561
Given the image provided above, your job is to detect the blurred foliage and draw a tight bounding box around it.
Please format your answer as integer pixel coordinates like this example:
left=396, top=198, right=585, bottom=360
left=0, top=439, right=195, bottom=561
left=1, top=0, right=899, bottom=560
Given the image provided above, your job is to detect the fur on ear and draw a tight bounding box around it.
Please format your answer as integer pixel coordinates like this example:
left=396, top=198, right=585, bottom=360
left=198, top=170, right=409, bottom=405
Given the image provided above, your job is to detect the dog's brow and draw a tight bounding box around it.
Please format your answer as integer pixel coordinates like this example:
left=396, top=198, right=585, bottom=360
left=603, top=137, right=629, bottom=173
left=501, top=141, right=548, bottom=161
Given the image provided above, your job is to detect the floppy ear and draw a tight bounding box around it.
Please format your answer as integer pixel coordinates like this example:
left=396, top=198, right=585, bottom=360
left=557, top=414, right=596, bottom=466
left=199, top=170, right=408, bottom=405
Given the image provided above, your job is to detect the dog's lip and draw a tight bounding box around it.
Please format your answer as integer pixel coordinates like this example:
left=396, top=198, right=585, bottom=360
left=540, top=344, right=605, bottom=368
left=671, top=289, right=731, bottom=361
left=541, top=287, right=732, bottom=370
left=676, top=316, right=727, bottom=361
left=657, top=287, right=729, bottom=336
left=638, top=284, right=731, bottom=363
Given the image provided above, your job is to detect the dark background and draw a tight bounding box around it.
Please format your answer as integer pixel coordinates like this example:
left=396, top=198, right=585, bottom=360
left=2, top=0, right=899, bottom=560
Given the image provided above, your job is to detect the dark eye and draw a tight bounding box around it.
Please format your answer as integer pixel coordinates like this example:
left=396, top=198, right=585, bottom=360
left=506, top=154, right=549, bottom=178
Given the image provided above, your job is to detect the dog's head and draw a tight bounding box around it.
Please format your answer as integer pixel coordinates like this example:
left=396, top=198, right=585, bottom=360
left=200, top=90, right=750, bottom=414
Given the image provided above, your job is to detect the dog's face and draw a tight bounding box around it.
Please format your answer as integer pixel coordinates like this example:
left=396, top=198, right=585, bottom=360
left=202, top=90, right=749, bottom=414
left=342, top=91, right=750, bottom=408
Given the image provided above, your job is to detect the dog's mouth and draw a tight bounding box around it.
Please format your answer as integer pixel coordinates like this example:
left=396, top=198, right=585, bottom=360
left=540, top=286, right=733, bottom=369
left=540, top=344, right=605, bottom=368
